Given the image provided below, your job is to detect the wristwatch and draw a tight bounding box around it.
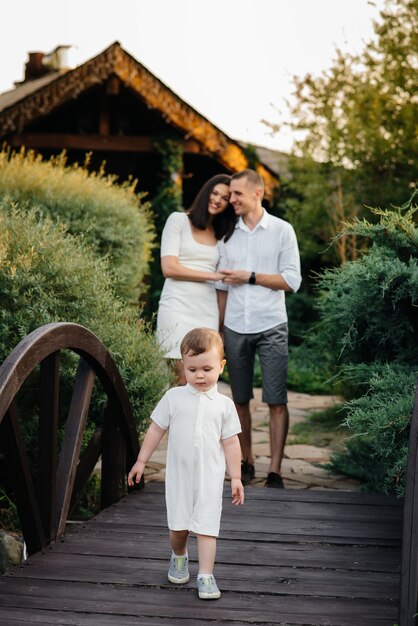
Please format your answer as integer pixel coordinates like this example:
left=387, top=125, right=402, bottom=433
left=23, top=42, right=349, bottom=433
left=248, top=271, right=256, bottom=285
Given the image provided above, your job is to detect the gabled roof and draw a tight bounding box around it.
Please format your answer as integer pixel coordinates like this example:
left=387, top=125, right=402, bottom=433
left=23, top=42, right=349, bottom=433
left=0, top=42, right=278, bottom=197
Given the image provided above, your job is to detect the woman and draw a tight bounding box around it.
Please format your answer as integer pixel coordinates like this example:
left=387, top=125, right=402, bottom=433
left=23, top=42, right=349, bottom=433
left=156, top=174, right=235, bottom=384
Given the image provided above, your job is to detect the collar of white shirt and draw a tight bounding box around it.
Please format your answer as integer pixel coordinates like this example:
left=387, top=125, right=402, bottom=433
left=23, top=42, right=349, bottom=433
left=236, top=209, right=269, bottom=233
left=186, top=383, right=217, bottom=399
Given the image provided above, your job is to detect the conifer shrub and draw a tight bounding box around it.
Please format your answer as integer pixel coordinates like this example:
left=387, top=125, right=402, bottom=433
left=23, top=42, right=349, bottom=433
left=0, top=148, right=154, bottom=302
left=309, top=198, right=418, bottom=494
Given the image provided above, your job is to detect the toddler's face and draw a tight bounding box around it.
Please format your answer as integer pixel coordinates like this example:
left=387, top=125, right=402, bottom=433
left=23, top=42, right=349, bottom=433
left=182, top=347, right=225, bottom=392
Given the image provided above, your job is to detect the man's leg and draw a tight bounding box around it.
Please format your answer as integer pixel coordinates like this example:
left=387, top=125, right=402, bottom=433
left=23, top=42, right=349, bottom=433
left=235, top=401, right=254, bottom=466
left=268, top=403, right=289, bottom=474
left=223, top=327, right=256, bottom=481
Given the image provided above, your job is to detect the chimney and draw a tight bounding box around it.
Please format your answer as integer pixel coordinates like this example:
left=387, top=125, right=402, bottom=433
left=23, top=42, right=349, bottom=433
left=22, top=45, right=73, bottom=83
left=24, top=52, right=48, bottom=81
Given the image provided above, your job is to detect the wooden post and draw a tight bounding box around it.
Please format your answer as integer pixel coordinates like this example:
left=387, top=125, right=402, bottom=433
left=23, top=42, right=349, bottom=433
left=399, top=380, right=418, bottom=625
left=0, top=402, right=47, bottom=555
left=101, top=402, right=129, bottom=509
left=38, top=351, right=60, bottom=543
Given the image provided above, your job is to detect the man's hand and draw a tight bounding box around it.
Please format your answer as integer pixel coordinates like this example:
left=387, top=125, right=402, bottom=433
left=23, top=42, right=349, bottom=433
left=221, top=269, right=251, bottom=285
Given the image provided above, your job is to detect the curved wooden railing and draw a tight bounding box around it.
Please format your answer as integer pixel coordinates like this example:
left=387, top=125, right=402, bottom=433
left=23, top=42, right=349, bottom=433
left=399, top=381, right=418, bottom=625
left=0, top=322, right=140, bottom=556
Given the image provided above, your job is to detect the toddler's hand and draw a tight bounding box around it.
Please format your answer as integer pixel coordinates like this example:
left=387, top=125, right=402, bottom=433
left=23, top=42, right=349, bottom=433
left=127, top=460, right=145, bottom=487
left=231, top=478, right=244, bottom=505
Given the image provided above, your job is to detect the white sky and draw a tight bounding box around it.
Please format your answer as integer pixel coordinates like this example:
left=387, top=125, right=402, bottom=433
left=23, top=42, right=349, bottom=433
left=1, top=0, right=386, bottom=152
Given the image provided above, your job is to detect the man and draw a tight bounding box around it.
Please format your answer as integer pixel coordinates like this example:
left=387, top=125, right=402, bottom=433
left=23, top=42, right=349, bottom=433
left=217, top=169, right=301, bottom=488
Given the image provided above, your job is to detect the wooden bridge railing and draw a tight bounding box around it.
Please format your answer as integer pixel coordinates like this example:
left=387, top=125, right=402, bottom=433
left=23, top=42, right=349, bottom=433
left=0, top=322, right=140, bottom=556
left=400, top=380, right=418, bottom=625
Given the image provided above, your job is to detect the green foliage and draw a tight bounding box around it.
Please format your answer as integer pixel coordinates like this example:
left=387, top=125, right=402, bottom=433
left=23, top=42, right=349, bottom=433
left=241, top=144, right=260, bottom=170
left=0, top=148, right=154, bottom=302
left=291, top=404, right=349, bottom=450
left=287, top=344, right=337, bottom=395
left=0, top=487, right=20, bottom=532
left=308, top=199, right=418, bottom=493
left=147, top=136, right=184, bottom=318
left=0, top=200, right=171, bottom=435
left=287, top=0, right=417, bottom=209
left=329, top=363, right=416, bottom=495
left=269, top=0, right=417, bottom=291
left=313, top=201, right=418, bottom=367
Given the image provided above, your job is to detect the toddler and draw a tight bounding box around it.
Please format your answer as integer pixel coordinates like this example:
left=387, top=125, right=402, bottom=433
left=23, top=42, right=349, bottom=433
left=128, top=327, right=244, bottom=599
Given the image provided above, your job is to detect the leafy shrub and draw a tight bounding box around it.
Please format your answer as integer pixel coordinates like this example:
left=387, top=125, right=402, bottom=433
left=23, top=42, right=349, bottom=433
left=0, top=200, right=171, bottom=434
left=0, top=148, right=154, bottom=302
left=329, top=363, right=416, bottom=495
left=308, top=198, right=418, bottom=494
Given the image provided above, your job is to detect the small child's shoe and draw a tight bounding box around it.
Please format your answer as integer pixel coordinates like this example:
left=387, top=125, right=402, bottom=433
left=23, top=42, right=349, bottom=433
left=168, top=553, right=189, bottom=584
left=197, top=574, right=221, bottom=599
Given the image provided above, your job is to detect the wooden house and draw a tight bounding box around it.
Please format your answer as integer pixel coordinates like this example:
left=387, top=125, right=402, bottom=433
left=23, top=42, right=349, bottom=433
left=0, top=42, right=278, bottom=206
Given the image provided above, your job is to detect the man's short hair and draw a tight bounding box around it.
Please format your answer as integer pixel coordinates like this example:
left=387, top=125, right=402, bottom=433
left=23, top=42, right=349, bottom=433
left=180, top=328, right=224, bottom=360
left=231, top=168, right=264, bottom=191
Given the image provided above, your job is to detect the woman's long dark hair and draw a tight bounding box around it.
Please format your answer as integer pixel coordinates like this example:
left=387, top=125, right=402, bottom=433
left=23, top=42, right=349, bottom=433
left=188, top=174, right=236, bottom=242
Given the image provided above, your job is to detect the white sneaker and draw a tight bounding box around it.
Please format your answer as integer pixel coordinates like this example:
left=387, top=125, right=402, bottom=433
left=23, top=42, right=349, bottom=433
left=197, top=575, right=221, bottom=599
left=168, top=554, right=189, bottom=584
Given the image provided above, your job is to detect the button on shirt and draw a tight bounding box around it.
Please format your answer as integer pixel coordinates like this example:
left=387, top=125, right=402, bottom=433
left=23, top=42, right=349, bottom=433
left=217, top=210, right=301, bottom=334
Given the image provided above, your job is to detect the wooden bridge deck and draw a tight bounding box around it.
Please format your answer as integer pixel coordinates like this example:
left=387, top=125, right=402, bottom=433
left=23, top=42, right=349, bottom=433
left=0, top=482, right=403, bottom=626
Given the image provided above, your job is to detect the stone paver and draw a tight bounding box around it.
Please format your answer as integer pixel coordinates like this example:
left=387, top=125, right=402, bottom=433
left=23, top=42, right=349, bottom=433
left=143, top=382, right=360, bottom=491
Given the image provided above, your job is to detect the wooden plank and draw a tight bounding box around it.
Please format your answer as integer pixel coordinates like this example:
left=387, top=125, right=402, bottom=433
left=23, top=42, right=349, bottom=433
left=0, top=579, right=398, bottom=625
left=85, top=519, right=402, bottom=546
left=0, top=607, right=177, bottom=626
left=15, top=551, right=401, bottom=600
left=0, top=481, right=402, bottom=624
left=47, top=531, right=401, bottom=573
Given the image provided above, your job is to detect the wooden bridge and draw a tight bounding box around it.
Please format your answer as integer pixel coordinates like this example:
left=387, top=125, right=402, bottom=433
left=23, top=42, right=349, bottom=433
left=0, top=323, right=417, bottom=625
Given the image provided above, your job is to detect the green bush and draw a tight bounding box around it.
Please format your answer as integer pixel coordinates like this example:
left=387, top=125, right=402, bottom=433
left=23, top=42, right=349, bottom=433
left=307, top=198, right=418, bottom=494
left=0, top=148, right=154, bottom=302
left=329, top=363, right=416, bottom=495
left=0, top=200, right=171, bottom=435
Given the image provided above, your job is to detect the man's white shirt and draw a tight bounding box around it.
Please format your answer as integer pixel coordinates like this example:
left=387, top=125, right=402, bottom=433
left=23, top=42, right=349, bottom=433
left=217, top=210, right=301, bottom=334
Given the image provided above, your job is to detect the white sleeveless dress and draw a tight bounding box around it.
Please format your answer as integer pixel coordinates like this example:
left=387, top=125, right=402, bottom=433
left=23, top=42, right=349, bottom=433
left=156, top=212, right=220, bottom=359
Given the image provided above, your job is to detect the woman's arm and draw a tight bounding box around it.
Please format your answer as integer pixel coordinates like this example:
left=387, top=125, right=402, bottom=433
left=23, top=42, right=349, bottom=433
left=161, top=256, right=226, bottom=282
left=216, top=288, right=228, bottom=332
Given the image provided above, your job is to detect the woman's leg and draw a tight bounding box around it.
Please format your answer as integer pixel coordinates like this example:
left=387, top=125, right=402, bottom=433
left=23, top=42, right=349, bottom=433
left=170, top=529, right=189, bottom=555
left=197, top=534, right=217, bottom=574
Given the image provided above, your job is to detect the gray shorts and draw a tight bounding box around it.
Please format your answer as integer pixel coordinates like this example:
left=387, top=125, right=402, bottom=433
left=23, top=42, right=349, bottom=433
left=223, top=324, right=288, bottom=405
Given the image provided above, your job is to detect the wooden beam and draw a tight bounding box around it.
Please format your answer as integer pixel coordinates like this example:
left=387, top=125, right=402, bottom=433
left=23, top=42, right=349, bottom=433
left=55, top=357, right=95, bottom=539
left=0, top=402, right=47, bottom=555
left=8, top=133, right=202, bottom=154
left=38, top=351, right=60, bottom=543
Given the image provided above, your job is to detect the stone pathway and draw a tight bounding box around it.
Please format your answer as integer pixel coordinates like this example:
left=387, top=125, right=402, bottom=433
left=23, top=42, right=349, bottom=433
left=144, top=382, right=360, bottom=491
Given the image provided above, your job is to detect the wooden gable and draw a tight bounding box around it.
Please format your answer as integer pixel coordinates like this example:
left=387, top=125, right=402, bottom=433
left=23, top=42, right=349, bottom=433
left=0, top=42, right=278, bottom=202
